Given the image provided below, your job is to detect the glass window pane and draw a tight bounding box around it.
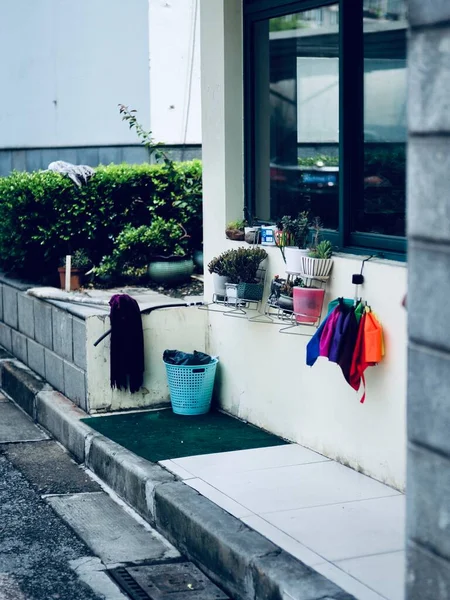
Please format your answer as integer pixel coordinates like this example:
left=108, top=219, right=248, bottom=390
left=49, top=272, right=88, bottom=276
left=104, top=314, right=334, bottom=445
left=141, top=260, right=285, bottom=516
left=253, top=4, right=339, bottom=229
left=354, top=0, right=407, bottom=237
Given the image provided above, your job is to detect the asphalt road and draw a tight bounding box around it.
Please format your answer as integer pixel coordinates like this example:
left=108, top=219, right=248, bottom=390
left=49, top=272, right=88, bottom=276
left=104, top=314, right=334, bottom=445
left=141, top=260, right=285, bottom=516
left=0, top=396, right=228, bottom=600
left=0, top=396, right=175, bottom=600
left=0, top=452, right=105, bottom=600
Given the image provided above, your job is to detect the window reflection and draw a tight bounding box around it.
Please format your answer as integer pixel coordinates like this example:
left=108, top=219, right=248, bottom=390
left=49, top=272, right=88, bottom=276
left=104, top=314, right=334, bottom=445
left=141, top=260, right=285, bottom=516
left=254, top=5, right=339, bottom=227
left=357, top=0, right=407, bottom=236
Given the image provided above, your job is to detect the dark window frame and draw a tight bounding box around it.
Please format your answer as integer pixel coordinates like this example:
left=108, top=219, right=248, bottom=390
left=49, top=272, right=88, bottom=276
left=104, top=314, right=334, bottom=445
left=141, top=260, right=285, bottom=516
left=243, top=0, right=407, bottom=260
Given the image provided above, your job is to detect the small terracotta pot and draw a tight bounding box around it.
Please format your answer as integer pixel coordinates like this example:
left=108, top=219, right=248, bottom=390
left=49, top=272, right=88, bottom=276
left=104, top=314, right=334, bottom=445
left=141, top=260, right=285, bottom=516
left=225, top=228, right=245, bottom=241
left=58, top=267, right=83, bottom=291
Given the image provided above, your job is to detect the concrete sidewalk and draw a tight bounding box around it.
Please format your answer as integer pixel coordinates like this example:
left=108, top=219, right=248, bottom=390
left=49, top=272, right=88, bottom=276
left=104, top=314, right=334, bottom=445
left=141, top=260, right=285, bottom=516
left=0, top=351, right=363, bottom=600
left=161, top=447, right=405, bottom=600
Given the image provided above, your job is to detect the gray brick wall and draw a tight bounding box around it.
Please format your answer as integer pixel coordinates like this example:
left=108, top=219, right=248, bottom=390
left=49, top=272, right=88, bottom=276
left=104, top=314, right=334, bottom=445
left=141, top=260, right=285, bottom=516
left=407, top=3, right=450, bottom=598
left=0, top=282, right=89, bottom=410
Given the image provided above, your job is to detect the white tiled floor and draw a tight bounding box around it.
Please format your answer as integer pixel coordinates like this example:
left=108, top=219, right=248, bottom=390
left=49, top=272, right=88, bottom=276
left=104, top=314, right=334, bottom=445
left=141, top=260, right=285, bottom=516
left=160, top=443, right=405, bottom=600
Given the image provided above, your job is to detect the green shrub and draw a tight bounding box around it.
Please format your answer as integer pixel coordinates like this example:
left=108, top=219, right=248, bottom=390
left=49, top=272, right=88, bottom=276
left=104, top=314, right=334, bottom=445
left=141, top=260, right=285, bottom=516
left=0, top=160, right=202, bottom=280
left=93, top=218, right=189, bottom=281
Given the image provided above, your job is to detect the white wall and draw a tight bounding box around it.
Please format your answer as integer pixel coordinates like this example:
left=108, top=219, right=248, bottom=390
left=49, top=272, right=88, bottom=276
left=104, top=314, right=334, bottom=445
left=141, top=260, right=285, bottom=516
left=206, top=249, right=407, bottom=491
left=200, top=0, right=407, bottom=491
left=86, top=307, right=207, bottom=412
left=148, top=0, right=202, bottom=145
left=0, top=0, right=150, bottom=148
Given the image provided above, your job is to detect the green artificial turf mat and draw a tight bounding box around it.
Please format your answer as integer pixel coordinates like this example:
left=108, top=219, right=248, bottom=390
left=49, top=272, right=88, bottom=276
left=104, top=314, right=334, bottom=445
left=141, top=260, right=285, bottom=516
left=82, top=409, right=288, bottom=463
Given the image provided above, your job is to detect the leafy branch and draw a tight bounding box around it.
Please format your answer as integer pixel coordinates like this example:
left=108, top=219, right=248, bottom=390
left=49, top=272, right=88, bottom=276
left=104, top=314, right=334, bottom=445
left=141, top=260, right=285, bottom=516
left=118, top=104, right=175, bottom=171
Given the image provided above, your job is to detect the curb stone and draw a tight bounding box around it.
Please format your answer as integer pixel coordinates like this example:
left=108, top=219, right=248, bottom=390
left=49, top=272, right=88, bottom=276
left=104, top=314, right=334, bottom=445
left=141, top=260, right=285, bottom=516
left=36, top=390, right=95, bottom=463
left=86, top=434, right=175, bottom=522
left=1, top=360, right=49, bottom=418
left=0, top=354, right=354, bottom=600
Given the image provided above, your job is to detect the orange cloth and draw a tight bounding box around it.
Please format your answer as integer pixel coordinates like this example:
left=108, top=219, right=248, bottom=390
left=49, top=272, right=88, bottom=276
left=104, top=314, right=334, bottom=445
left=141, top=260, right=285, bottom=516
left=349, top=309, right=384, bottom=403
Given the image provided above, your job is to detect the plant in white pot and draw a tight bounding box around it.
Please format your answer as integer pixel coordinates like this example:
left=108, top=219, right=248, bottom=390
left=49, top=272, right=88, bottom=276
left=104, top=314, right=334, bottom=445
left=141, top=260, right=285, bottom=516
left=92, top=218, right=193, bottom=286
left=207, top=254, right=229, bottom=300
left=225, top=220, right=246, bottom=241
left=220, top=247, right=268, bottom=302
left=301, top=217, right=333, bottom=282
left=277, top=212, right=310, bottom=274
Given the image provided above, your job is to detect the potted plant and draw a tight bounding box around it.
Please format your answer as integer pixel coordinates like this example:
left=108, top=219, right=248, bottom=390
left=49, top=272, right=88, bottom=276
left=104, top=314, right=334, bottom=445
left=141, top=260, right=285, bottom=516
left=94, top=218, right=194, bottom=286
left=220, top=247, right=268, bottom=301
left=276, top=211, right=310, bottom=274
left=300, top=217, right=333, bottom=281
left=144, top=219, right=193, bottom=284
left=58, top=249, right=91, bottom=290
left=268, top=275, right=285, bottom=306
left=278, top=277, right=304, bottom=311
left=225, top=220, right=246, bottom=241
left=207, top=253, right=229, bottom=299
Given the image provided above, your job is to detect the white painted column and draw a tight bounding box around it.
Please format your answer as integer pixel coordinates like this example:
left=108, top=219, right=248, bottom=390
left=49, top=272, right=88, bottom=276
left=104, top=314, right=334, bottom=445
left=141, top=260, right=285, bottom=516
left=200, top=0, right=244, bottom=297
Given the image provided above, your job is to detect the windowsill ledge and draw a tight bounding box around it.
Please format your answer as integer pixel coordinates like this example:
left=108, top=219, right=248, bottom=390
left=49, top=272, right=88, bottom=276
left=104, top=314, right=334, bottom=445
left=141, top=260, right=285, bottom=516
left=221, top=237, right=407, bottom=266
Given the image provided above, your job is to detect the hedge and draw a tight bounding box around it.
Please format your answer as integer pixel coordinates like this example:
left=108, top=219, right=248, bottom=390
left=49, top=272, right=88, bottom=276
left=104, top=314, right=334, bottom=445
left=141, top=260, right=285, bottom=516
left=0, top=161, right=202, bottom=282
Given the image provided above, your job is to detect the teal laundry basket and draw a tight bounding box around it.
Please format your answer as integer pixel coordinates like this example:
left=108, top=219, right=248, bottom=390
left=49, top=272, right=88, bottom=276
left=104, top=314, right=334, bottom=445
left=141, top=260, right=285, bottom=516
left=164, top=358, right=219, bottom=415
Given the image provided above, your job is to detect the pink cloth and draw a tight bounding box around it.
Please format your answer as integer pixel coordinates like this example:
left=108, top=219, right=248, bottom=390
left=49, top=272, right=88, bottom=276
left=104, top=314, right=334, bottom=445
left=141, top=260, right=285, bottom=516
left=319, top=307, right=341, bottom=358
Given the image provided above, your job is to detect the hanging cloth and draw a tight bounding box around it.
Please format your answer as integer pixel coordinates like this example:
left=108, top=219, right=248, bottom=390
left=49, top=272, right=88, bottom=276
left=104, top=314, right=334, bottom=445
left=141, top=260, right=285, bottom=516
left=363, top=311, right=384, bottom=363
left=306, top=309, right=334, bottom=367
left=349, top=308, right=384, bottom=403
left=328, top=301, right=353, bottom=363
left=327, top=297, right=354, bottom=314
left=337, top=305, right=360, bottom=384
left=354, top=300, right=365, bottom=324
left=319, top=305, right=341, bottom=358
left=109, top=294, right=145, bottom=394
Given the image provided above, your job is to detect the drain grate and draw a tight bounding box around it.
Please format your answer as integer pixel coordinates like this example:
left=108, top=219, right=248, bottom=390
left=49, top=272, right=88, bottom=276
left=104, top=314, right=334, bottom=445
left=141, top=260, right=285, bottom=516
left=109, top=562, right=229, bottom=600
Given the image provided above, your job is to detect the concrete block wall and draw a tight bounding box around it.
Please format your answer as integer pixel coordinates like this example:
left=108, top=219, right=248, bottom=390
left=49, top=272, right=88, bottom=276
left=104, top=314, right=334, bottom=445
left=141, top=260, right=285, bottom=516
left=0, top=278, right=88, bottom=411
left=0, top=277, right=208, bottom=415
left=407, top=2, right=450, bottom=598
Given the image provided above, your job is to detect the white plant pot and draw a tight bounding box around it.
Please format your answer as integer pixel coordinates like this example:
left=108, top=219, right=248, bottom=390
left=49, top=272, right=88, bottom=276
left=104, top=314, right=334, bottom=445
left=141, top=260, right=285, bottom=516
left=256, top=257, right=268, bottom=283
left=284, top=247, right=309, bottom=274
left=212, top=273, right=229, bottom=297
left=300, top=256, right=333, bottom=280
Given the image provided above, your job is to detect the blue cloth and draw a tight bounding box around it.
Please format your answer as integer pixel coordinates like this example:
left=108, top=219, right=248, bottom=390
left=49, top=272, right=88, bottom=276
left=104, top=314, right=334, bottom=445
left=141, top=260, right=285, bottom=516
left=306, top=310, right=332, bottom=367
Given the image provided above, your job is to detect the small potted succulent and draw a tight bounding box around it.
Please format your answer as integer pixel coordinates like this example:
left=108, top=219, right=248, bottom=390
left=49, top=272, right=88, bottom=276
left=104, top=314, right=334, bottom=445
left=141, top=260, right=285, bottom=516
left=300, top=217, right=333, bottom=281
left=220, top=247, right=268, bottom=302
left=268, top=275, right=285, bottom=306
left=207, top=253, right=229, bottom=299
left=278, top=277, right=304, bottom=311
left=225, top=220, right=246, bottom=241
left=58, top=249, right=91, bottom=290
left=276, top=211, right=310, bottom=274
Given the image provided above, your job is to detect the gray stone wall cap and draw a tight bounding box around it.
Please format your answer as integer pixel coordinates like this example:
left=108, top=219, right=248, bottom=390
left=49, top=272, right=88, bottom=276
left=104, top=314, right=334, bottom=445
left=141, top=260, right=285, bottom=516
left=0, top=274, right=36, bottom=291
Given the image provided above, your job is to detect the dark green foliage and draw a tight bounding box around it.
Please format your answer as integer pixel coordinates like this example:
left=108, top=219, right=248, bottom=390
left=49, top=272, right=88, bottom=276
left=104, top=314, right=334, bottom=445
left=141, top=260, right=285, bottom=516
left=216, top=247, right=268, bottom=284
left=278, top=211, right=310, bottom=249
left=93, top=218, right=189, bottom=281
left=0, top=161, right=202, bottom=280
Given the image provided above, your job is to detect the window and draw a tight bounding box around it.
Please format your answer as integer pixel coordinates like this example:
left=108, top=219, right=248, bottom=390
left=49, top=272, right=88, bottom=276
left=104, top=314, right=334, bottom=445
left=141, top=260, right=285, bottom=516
left=244, top=0, right=407, bottom=256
